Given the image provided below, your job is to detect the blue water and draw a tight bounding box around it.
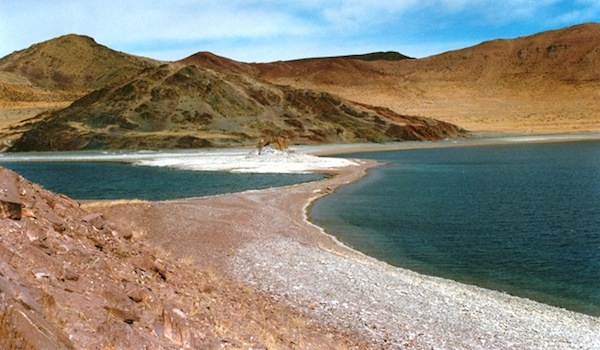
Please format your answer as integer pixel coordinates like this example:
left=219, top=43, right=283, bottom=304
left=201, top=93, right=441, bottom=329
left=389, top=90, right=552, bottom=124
left=0, top=161, right=323, bottom=200
left=311, top=141, right=600, bottom=316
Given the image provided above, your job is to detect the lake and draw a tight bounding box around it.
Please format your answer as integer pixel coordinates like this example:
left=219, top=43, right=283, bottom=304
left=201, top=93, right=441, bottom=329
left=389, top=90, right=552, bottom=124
left=310, top=140, right=600, bottom=316
left=0, top=161, right=323, bottom=200
left=3, top=141, right=599, bottom=316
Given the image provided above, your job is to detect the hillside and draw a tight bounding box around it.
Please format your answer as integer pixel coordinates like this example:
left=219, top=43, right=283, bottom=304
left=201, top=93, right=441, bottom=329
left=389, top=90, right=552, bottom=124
left=3, top=23, right=600, bottom=151
left=7, top=62, right=464, bottom=151
left=0, top=166, right=365, bottom=348
left=0, top=34, right=159, bottom=148
left=0, top=34, right=158, bottom=102
left=254, top=23, right=600, bottom=133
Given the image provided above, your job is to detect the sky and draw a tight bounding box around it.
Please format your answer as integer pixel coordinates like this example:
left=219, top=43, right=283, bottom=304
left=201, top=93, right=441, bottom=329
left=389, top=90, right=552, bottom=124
left=1, top=1, right=599, bottom=63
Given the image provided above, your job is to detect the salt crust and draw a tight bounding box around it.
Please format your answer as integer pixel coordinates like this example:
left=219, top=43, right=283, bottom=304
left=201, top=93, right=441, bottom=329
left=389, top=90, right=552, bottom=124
left=0, top=146, right=356, bottom=174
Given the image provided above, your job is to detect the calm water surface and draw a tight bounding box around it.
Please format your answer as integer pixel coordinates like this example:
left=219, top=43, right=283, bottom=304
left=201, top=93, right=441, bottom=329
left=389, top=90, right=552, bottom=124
left=311, top=141, right=600, bottom=316
left=0, top=161, right=323, bottom=200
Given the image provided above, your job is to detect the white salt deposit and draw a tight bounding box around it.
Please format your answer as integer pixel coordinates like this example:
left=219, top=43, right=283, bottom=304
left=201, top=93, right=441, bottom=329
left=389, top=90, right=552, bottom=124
left=0, top=146, right=357, bottom=174
left=133, top=146, right=357, bottom=173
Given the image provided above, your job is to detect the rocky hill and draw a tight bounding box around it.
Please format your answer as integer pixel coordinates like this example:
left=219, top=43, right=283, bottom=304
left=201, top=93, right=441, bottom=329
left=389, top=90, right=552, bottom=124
left=0, top=166, right=365, bottom=349
left=0, top=34, right=158, bottom=103
left=3, top=23, right=600, bottom=151
left=8, top=61, right=464, bottom=151
left=253, top=23, right=600, bottom=133
left=0, top=35, right=159, bottom=149
left=1, top=35, right=465, bottom=151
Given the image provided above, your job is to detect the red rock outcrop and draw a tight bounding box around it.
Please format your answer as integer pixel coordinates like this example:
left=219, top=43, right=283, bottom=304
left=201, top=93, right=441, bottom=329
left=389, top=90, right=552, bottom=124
left=0, top=167, right=365, bottom=349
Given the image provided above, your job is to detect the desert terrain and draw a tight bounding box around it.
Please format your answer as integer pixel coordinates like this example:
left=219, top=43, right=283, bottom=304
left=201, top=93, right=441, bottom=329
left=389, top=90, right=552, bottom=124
left=2, top=23, right=600, bottom=152
left=252, top=23, right=600, bottom=134
left=1, top=22, right=600, bottom=349
left=2, top=142, right=599, bottom=348
left=0, top=35, right=464, bottom=152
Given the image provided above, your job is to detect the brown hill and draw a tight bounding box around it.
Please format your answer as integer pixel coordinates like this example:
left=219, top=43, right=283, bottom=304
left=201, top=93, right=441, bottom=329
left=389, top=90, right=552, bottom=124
left=254, top=23, right=600, bottom=133
left=4, top=23, right=598, bottom=151
left=180, top=50, right=410, bottom=76
left=8, top=62, right=464, bottom=151
left=0, top=34, right=159, bottom=147
left=0, top=34, right=158, bottom=102
left=180, top=51, right=258, bottom=76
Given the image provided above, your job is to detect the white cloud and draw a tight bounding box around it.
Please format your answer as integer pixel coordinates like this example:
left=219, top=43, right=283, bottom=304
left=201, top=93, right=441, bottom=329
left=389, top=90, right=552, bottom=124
left=1, top=0, right=599, bottom=61
left=550, top=0, right=600, bottom=25
left=0, top=1, right=316, bottom=54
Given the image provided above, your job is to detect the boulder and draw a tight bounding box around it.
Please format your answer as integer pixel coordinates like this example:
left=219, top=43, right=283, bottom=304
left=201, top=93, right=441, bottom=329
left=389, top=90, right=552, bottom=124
left=0, top=168, right=22, bottom=220
left=82, top=213, right=105, bottom=230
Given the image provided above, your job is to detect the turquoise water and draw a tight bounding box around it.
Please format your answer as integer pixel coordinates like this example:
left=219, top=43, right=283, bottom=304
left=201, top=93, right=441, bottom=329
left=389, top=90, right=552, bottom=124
left=0, top=161, right=323, bottom=200
left=311, top=141, right=600, bottom=316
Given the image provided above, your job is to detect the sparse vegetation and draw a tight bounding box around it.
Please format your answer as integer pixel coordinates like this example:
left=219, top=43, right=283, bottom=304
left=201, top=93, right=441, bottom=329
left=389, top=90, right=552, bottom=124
left=0, top=34, right=469, bottom=151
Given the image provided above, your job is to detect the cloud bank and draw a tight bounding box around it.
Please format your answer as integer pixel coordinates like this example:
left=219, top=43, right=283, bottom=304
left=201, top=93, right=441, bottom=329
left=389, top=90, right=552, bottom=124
left=1, top=1, right=599, bottom=62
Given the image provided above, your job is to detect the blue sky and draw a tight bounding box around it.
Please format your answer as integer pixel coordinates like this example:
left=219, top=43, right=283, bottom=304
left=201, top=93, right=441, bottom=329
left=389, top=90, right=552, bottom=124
left=1, top=1, right=599, bottom=62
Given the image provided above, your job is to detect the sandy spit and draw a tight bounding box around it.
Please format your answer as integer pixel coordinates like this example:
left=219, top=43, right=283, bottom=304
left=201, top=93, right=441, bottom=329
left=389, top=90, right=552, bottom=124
left=106, top=138, right=600, bottom=349
left=225, top=145, right=600, bottom=349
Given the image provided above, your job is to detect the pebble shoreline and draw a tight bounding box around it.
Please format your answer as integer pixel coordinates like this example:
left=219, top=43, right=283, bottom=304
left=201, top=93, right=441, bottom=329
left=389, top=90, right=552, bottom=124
left=102, top=140, right=600, bottom=349
left=225, top=153, right=600, bottom=349
left=232, top=238, right=600, bottom=349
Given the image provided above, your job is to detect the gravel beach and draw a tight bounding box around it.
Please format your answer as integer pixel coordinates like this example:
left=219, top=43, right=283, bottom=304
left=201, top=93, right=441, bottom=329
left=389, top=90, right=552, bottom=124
left=101, top=144, right=600, bottom=349
left=226, top=159, right=600, bottom=349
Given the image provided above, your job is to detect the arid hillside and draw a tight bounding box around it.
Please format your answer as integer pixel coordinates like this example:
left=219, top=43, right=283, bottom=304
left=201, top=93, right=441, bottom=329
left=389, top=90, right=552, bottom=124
left=0, top=35, right=159, bottom=148
left=1, top=35, right=465, bottom=151
left=0, top=34, right=158, bottom=103
left=0, top=166, right=366, bottom=349
left=2, top=23, right=599, bottom=151
left=253, top=23, right=600, bottom=133
left=8, top=61, right=463, bottom=151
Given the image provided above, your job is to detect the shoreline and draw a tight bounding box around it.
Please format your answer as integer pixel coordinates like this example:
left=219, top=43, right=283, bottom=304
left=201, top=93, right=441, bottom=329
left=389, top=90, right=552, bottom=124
left=225, top=157, right=600, bottom=349
left=2, top=131, right=600, bottom=162
left=300, top=131, right=600, bottom=157
left=95, top=139, right=600, bottom=349
left=7, top=135, right=599, bottom=348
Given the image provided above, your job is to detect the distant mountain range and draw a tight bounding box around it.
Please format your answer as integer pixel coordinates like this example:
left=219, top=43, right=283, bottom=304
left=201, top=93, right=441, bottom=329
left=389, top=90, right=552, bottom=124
left=251, top=23, right=600, bottom=135
left=1, top=23, right=599, bottom=151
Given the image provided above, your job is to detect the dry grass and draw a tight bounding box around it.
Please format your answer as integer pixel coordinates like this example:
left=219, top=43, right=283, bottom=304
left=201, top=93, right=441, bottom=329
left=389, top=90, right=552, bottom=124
left=80, top=199, right=149, bottom=211
left=81, top=200, right=150, bottom=241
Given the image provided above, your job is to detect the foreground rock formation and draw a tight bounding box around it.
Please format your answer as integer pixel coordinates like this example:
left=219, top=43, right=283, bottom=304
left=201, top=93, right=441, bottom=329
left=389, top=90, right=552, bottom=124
left=0, top=166, right=365, bottom=349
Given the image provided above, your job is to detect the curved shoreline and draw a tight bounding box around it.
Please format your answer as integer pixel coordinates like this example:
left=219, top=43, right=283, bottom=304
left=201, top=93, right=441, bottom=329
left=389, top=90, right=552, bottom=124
left=88, top=137, right=600, bottom=348
left=309, top=139, right=600, bottom=318
left=225, top=158, right=600, bottom=349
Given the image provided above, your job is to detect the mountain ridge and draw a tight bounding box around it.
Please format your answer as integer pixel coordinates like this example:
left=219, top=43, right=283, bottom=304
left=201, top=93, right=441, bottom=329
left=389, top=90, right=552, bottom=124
left=2, top=23, right=600, bottom=151
left=7, top=62, right=464, bottom=151
left=252, top=22, right=600, bottom=133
